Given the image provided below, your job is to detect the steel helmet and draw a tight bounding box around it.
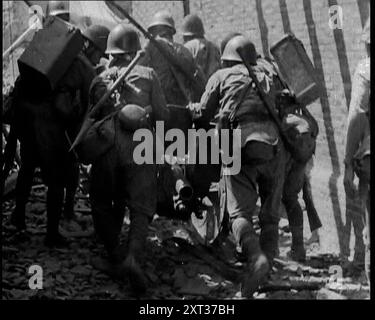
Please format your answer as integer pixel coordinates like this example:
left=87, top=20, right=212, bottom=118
left=147, top=11, right=176, bottom=35
left=181, top=14, right=205, bottom=37
left=83, top=25, right=110, bottom=55
left=361, top=18, right=370, bottom=44
left=221, top=35, right=257, bottom=65
left=220, top=32, right=242, bottom=55
left=47, top=1, right=69, bottom=17
left=106, top=24, right=141, bottom=55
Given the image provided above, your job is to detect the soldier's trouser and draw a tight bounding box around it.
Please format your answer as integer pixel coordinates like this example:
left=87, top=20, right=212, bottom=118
left=283, top=156, right=306, bottom=228
left=34, top=105, right=79, bottom=237
left=40, top=150, right=78, bottom=236
left=303, top=158, right=322, bottom=232
left=355, top=155, right=370, bottom=284
left=63, top=161, right=79, bottom=217
left=223, top=143, right=286, bottom=260
left=13, top=150, right=79, bottom=225
left=190, top=139, right=221, bottom=199
left=13, top=142, right=38, bottom=226
left=90, top=129, right=157, bottom=263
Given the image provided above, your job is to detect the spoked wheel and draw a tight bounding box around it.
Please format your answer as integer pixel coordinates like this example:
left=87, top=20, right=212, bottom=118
left=190, top=182, right=225, bottom=246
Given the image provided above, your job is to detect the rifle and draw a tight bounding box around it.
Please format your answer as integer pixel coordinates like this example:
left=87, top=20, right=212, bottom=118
left=69, top=50, right=145, bottom=151
left=105, top=1, right=204, bottom=101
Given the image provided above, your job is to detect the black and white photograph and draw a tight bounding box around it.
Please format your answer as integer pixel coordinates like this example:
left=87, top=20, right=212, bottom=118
left=1, top=0, right=371, bottom=306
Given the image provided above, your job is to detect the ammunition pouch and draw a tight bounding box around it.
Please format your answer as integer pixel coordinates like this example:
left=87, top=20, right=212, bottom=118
left=77, top=114, right=116, bottom=165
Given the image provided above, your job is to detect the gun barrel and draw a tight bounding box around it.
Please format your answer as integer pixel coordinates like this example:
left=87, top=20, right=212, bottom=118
left=176, top=178, right=193, bottom=201
left=171, top=164, right=193, bottom=201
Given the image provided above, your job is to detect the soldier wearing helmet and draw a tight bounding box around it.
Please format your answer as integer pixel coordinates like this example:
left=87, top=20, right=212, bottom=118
left=180, top=14, right=221, bottom=212
left=191, top=35, right=287, bottom=298
left=221, top=31, right=322, bottom=263
left=88, top=24, right=169, bottom=295
left=140, top=11, right=205, bottom=106
left=9, top=20, right=103, bottom=247
left=344, top=18, right=370, bottom=284
left=181, top=14, right=221, bottom=80
left=82, top=25, right=110, bottom=67
left=47, top=1, right=70, bottom=22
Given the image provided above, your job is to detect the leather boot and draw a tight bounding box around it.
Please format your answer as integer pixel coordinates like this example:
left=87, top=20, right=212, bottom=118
left=124, top=213, right=149, bottom=295
left=241, top=235, right=270, bottom=298
left=259, top=224, right=279, bottom=263
left=288, top=226, right=306, bottom=262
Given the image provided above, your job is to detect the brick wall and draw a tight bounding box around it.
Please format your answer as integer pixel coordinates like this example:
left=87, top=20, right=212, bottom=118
left=132, top=0, right=370, bottom=254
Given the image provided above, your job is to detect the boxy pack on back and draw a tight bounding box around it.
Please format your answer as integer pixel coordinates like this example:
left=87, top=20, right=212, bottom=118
left=18, top=16, right=84, bottom=92
left=270, top=33, right=321, bottom=106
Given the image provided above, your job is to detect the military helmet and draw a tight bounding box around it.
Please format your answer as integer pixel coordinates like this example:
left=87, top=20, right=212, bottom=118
left=147, top=11, right=176, bottom=35
left=47, top=1, right=69, bottom=17
left=361, top=18, right=370, bottom=44
left=83, top=25, right=110, bottom=54
left=106, top=24, right=141, bottom=55
left=221, top=35, right=257, bottom=65
left=220, top=32, right=242, bottom=55
left=181, top=14, right=205, bottom=37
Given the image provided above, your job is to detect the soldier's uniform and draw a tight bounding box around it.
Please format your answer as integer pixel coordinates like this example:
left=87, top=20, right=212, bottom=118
left=182, top=14, right=221, bottom=80
left=344, top=19, right=370, bottom=283
left=193, top=36, right=287, bottom=298
left=140, top=11, right=205, bottom=106
left=181, top=14, right=222, bottom=202
left=11, top=52, right=95, bottom=245
left=88, top=24, right=169, bottom=294
left=254, top=56, right=321, bottom=262
left=9, top=8, right=106, bottom=247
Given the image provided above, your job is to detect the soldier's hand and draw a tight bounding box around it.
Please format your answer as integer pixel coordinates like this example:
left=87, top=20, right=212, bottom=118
left=187, top=103, right=201, bottom=119
left=344, top=164, right=357, bottom=198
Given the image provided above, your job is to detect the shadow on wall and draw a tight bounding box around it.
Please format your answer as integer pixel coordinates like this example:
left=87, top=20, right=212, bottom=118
left=279, top=0, right=292, bottom=34
left=356, top=0, right=370, bottom=28
left=328, top=0, right=352, bottom=109
left=255, top=0, right=270, bottom=58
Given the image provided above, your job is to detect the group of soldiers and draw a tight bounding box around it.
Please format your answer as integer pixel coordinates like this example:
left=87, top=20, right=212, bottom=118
left=3, top=0, right=370, bottom=298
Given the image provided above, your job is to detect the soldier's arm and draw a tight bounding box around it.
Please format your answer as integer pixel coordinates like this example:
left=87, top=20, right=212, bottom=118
left=344, top=62, right=370, bottom=165
left=150, top=69, right=170, bottom=123
left=89, top=71, right=116, bottom=119
left=193, top=72, right=221, bottom=129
